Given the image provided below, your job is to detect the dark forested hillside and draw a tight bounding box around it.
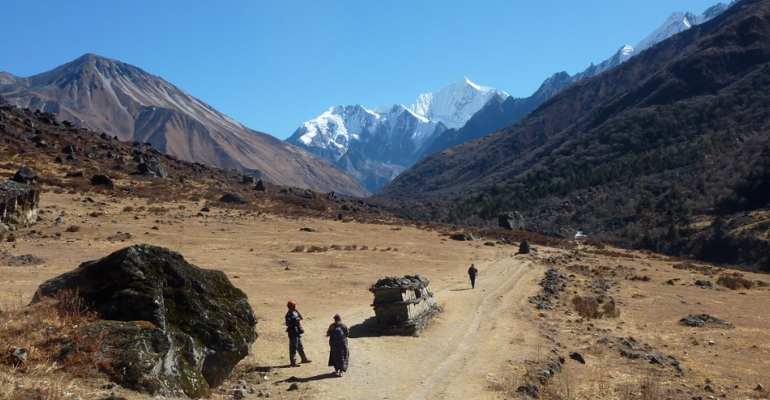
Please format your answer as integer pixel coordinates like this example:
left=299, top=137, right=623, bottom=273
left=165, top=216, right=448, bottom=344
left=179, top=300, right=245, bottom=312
left=376, top=0, right=770, bottom=271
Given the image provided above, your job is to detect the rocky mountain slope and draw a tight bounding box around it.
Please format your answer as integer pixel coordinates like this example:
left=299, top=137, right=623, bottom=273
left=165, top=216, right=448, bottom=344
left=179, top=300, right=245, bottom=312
left=0, top=54, right=367, bottom=196
left=285, top=78, right=507, bottom=193
left=375, top=0, right=770, bottom=271
left=426, top=2, right=736, bottom=157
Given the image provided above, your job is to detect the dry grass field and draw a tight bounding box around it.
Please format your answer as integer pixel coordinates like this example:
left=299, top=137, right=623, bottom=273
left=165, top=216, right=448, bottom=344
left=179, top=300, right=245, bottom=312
left=0, top=187, right=768, bottom=399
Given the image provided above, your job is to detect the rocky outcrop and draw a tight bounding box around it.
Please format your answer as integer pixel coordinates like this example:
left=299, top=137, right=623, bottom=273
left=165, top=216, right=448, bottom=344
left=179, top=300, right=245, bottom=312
left=137, top=158, right=168, bottom=179
left=0, top=180, right=39, bottom=234
left=499, top=211, right=525, bottom=230
left=220, top=192, right=247, bottom=204
left=11, top=165, right=38, bottom=184
left=33, top=244, right=258, bottom=397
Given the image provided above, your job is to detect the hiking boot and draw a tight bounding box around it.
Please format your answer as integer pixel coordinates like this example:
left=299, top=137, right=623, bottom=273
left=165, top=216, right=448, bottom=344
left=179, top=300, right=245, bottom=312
left=301, top=358, right=312, bottom=364
left=290, top=362, right=300, bottom=367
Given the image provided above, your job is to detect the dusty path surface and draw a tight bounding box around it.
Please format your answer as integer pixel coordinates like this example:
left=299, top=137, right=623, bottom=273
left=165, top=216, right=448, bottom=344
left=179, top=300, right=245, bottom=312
left=277, top=255, right=544, bottom=400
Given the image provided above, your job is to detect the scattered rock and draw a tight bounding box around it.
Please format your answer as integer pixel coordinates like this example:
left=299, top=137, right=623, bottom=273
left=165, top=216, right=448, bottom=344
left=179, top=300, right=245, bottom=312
left=241, top=175, right=255, bottom=185
left=569, top=352, right=586, bottom=364
left=695, top=280, right=714, bottom=288
left=66, top=171, right=84, bottom=177
left=201, top=206, right=210, bottom=212
left=680, top=314, right=732, bottom=328
left=89, top=175, right=114, bottom=188
left=287, top=383, right=299, bottom=391
left=515, top=239, right=531, bottom=255
left=253, top=179, right=268, bottom=193
left=449, top=233, right=473, bottom=241
left=10, top=347, right=28, bottom=365
left=756, top=383, right=765, bottom=391
left=233, top=388, right=248, bottom=399
left=484, top=241, right=495, bottom=246
left=11, top=165, right=37, bottom=184
left=220, top=192, right=247, bottom=204
left=299, top=227, right=315, bottom=232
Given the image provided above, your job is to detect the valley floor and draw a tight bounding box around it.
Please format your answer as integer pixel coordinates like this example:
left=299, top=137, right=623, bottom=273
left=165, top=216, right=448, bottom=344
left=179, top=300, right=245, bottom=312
left=1, top=191, right=769, bottom=399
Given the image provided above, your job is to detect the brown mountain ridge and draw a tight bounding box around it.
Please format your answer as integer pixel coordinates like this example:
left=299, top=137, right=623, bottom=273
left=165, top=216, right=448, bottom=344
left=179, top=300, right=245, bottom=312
left=0, top=54, right=368, bottom=197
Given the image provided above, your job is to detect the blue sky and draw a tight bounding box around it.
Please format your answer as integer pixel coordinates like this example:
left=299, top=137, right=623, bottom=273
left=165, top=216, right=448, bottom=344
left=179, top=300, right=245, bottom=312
left=3, top=0, right=725, bottom=139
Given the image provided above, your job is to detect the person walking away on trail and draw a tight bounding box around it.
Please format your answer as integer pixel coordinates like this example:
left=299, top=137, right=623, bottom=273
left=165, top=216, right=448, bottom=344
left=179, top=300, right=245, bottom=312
left=285, top=300, right=312, bottom=367
left=468, top=264, right=479, bottom=289
left=326, top=314, right=350, bottom=376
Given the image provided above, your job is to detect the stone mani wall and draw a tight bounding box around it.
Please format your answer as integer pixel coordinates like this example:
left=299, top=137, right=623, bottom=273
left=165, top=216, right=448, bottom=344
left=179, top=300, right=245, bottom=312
left=0, top=180, right=39, bottom=234
left=369, top=275, right=440, bottom=335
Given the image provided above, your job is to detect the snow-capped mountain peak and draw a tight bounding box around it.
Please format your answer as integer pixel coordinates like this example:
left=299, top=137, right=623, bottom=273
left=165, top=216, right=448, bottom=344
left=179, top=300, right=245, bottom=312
left=408, top=77, right=509, bottom=129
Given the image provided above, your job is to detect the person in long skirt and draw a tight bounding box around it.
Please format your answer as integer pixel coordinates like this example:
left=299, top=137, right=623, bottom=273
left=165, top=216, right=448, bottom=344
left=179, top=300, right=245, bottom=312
left=326, top=314, right=350, bottom=376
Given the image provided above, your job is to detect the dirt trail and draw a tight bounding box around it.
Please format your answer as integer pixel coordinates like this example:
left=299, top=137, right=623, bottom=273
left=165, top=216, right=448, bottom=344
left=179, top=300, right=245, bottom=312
left=305, top=255, right=542, bottom=399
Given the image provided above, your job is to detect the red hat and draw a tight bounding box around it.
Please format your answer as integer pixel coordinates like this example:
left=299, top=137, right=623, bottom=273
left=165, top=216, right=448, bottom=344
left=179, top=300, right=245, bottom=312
left=287, top=300, right=297, bottom=308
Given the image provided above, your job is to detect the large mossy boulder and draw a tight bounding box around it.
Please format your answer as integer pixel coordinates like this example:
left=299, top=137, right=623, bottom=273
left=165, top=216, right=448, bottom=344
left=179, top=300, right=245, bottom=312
left=0, top=180, right=39, bottom=234
left=34, top=244, right=258, bottom=397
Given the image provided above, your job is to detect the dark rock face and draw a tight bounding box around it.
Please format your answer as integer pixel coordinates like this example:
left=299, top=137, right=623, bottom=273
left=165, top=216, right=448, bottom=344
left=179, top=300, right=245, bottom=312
left=34, top=244, right=258, bottom=397
left=241, top=174, right=255, bottom=184
left=220, top=192, right=247, bottom=204
left=449, top=233, right=473, bottom=241
left=11, top=165, right=38, bottom=184
left=137, top=158, right=168, bottom=179
left=0, top=180, right=39, bottom=234
left=499, top=211, right=525, bottom=230
left=516, top=239, right=531, bottom=255
left=279, top=187, right=317, bottom=199
left=253, top=179, right=268, bottom=192
left=90, top=174, right=114, bottom=187
left=680, top=314, right=732, bottom=327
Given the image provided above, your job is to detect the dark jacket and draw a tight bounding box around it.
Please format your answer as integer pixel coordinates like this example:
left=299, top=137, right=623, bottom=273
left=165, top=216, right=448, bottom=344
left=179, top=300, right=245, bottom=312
left=285, top=310, right=304, bottom=337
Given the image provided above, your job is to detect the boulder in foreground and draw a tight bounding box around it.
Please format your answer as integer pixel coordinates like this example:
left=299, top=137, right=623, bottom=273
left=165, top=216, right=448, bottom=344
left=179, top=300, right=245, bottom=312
left=0, top=180, right=39, bottom=234
left=34, top=244, right=258, bottom=398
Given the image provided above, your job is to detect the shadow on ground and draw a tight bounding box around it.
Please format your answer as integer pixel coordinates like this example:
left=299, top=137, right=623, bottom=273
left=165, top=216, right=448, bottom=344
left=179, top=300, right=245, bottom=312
left=349, top=316, right=382, bottom=338
left=277, top=373, right=340, bottom=383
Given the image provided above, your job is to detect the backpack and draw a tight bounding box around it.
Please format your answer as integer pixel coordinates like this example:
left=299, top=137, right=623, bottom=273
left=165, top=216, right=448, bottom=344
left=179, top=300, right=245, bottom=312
left=329, top=324, right=346, bottom=343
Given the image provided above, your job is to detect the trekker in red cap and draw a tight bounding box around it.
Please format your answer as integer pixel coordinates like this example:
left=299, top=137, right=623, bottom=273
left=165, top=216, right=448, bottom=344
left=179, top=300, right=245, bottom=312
left=285, top=300, right=312, bottom=367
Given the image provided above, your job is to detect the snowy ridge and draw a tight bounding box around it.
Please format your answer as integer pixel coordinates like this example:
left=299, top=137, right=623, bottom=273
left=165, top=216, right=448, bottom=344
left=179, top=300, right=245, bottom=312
left=572, top=2, right=735, bottom=82
left=288, top=77, right=504, bottom=163
left=408, top=77, right=508, bottom=129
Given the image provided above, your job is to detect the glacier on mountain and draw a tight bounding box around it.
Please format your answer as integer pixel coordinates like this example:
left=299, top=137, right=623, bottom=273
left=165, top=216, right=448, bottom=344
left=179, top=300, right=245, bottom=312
left=286, top=77, right=506, bottom=193
left=288, top=77, right=506, bottom=164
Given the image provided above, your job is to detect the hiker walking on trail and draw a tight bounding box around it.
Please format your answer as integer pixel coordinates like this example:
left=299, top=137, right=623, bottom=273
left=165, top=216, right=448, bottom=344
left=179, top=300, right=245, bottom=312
left=327, top=314, right=350, bottom=376
left=468, top=264, right=479, bottom=289
left=285, top=300, right=312, bottom=367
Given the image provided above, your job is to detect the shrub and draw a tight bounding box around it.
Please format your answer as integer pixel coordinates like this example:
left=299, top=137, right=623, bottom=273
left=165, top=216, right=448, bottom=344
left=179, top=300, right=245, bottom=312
left=572, top=295, right=619, bottom=318
left=147, top=206, right=168, bottom=214
left=291, top=245, right=305, bottom=253
left=89, top=211, right=105, bottom=217
left=330, top=244, right=342, bottom=250
left=360, top=245, right=369, bottom=250
left=717, top=273, right=754, bottom=290
left=122, top=206, right=134, bottom=212
left=307, top=245, right=328, bottom=253
left=66, top=225, right=81, bottom=233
